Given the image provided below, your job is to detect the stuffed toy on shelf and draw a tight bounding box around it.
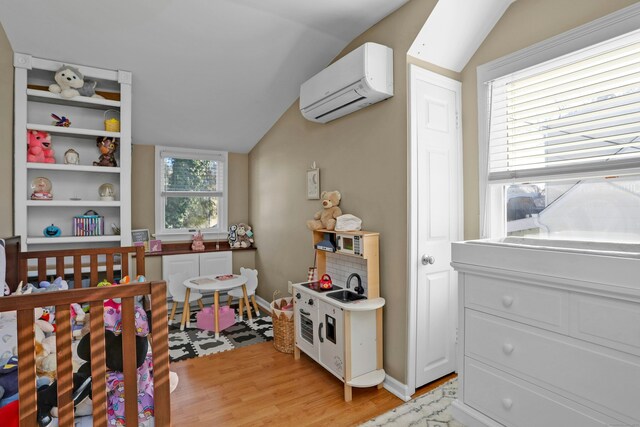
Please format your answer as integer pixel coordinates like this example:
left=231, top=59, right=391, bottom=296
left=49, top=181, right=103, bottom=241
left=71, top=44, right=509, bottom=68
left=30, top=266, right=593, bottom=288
left=307, top=190, right=342, bottom=231
left=27, top=130, right=55, bottom=164
left=93, top=137, right=118, bottom=167
left=48, top=65, right=103, bottom=99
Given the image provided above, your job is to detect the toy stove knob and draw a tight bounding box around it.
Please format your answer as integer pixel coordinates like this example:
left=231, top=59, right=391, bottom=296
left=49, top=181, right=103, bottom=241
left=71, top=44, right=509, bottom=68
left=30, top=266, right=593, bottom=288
left=296, top=293, right=301, bottom=299
left=308, top=299, right=314, bottom=306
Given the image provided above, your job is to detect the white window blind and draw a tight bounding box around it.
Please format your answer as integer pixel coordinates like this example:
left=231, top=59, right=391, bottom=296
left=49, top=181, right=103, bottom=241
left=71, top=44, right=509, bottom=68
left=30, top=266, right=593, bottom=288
left=488, top=30, right=640, bottom=183
left=159, top=149, right=225, bottom=198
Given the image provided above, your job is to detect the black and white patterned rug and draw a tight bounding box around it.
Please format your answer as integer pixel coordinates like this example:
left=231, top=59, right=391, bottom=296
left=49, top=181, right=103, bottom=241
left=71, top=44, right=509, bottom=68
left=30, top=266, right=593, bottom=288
left=168, top=308, right=273, bottom=363
left=360, top=378, right=463, bottom=426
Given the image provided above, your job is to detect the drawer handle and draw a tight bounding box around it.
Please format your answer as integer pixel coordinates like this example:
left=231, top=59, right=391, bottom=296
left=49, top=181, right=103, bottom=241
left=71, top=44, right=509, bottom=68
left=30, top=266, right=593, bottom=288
left=502, top=296, right=514, bottom=308
left=502, top=398, right=513, bottom=410
left=502, top=343, right=515, bottom=355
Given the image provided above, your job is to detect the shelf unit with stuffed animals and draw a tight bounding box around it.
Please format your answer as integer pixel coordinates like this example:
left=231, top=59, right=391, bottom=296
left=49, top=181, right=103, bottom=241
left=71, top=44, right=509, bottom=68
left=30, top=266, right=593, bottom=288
left=13, top=53, right=132, bottom=252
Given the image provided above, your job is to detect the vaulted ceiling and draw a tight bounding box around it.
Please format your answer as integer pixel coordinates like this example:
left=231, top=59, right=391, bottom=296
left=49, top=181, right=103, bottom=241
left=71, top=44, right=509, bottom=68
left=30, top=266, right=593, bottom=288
left=0, top=0, right=409, bottom=152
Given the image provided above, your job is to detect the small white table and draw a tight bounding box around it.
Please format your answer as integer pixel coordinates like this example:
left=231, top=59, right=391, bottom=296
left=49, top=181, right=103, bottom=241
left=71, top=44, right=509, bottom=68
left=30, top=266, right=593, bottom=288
left=181, top=274, right=253, bottom=338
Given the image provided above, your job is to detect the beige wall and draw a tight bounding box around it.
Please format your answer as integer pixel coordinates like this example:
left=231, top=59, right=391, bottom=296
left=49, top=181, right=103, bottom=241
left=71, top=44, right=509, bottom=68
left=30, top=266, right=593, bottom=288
left=460, top=0, right=639, bottom=240
left=0, top=24, right=13, bottom=237
left=249, top=0, right=439, bottom=382
left=131, top=145, right=253, bottom=280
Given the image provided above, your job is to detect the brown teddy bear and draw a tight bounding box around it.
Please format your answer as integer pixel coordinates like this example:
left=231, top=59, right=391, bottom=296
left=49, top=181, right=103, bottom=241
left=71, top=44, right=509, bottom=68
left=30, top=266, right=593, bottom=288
left=307, top=191, right=342, bottom=231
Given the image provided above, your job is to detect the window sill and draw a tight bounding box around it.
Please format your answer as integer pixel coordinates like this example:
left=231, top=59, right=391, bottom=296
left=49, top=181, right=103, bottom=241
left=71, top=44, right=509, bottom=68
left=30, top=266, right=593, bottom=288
left=153, top=231, right=228, bottom=242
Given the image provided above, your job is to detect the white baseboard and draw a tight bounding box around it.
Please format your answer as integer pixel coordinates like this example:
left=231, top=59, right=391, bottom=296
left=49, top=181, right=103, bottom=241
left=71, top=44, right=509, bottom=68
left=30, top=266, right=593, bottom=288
left=383, top=375, right=412, bottom=402
left=255, top=295, right=271, bottom=313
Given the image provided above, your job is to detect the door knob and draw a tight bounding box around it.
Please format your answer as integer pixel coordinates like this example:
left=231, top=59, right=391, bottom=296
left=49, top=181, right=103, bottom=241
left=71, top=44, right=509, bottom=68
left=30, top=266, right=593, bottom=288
left=421, top=255, right=435, bottom=265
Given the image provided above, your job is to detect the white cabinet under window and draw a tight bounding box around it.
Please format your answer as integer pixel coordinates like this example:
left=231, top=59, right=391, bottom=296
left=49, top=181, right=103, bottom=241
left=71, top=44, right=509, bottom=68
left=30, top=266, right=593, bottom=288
left=13, top=53, right=132, bottom=252
left=162, top=251, right=232, bottom=299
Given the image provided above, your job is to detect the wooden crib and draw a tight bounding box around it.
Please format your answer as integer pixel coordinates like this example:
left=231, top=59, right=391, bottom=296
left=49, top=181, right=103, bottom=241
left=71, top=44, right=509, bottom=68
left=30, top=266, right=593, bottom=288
left=1, top=241, right=171, bottom=426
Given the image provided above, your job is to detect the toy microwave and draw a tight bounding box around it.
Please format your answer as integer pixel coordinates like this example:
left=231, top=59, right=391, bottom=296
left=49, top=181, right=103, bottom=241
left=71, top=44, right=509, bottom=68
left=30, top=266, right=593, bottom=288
left=336, top=234, right=363, bottom=256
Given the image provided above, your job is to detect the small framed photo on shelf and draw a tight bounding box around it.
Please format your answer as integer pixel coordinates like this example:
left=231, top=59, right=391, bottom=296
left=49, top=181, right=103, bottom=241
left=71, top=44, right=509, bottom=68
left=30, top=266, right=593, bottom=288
left=149, top=239, right=162, bottom=253
left=307, top=168, right=320, bottom=200
left=131, top=229, right=150, bottom=252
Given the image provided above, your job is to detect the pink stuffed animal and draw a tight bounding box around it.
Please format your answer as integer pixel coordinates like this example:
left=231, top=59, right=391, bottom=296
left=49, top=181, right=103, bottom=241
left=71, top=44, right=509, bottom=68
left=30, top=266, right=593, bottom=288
left=27, top=130, right=55, bottom=163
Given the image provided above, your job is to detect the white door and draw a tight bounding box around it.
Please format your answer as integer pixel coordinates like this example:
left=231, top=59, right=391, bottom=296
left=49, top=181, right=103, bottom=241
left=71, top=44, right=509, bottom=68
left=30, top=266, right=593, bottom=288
left=412, top=67, right=461, bottom=388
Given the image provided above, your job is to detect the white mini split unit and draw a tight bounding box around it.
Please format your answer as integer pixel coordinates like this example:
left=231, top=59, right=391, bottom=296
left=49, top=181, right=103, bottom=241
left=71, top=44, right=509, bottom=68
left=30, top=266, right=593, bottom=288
left=300, top=42, right=394, bottom=123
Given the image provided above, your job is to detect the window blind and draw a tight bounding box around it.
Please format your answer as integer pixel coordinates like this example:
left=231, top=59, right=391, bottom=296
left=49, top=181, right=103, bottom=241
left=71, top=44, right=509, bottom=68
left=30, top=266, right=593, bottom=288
left=159, top=150, right=224, bottom=196
left=487, top=30, right=640, bottom=182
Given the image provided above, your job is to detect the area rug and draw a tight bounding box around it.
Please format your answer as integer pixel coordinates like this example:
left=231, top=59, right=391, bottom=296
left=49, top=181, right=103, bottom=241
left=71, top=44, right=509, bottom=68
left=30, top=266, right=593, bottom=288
left=360, top=378, right=463, bottom=427
left=168, top=309, right=273, bottom=363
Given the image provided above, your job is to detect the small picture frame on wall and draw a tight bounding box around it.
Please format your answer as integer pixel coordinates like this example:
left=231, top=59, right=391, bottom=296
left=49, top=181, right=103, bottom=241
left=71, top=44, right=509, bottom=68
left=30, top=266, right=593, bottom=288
left=307, top=168, right=320, bottom=200
left=131, top=229, right=150, bottom=252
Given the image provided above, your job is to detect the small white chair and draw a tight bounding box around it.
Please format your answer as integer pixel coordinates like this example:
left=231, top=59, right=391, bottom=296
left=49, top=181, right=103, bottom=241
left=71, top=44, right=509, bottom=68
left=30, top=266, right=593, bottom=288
left=168, top=272, right=204, bottom=325
left=227, top=267, right=260, bottom=317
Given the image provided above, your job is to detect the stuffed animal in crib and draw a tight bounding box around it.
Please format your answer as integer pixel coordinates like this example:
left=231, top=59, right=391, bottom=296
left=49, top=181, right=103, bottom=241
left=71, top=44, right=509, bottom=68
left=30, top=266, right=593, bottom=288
left=27, top=130, right=55, bottom=164
left=93, top=137, right=118, bottom=167
left=48, top=65, right=103, bottom=99
left=37, top=303, right=152, bottom=425
left=306, top=190, right=342, bottom=231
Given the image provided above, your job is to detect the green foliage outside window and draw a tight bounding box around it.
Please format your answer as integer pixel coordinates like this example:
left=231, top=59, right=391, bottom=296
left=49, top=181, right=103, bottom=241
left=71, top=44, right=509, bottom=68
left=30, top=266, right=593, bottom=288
left=163, top=158, right=219, bottom=230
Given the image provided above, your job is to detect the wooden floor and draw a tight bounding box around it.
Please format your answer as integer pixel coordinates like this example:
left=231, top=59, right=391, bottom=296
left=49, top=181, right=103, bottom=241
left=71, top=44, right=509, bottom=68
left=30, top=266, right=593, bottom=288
left=170, top=341, right=456, bottom=426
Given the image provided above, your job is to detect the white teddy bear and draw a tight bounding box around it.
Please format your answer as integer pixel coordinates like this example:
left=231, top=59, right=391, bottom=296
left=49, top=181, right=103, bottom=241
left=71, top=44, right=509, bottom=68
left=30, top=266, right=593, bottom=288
left=48, top=65, right=103, bottom=99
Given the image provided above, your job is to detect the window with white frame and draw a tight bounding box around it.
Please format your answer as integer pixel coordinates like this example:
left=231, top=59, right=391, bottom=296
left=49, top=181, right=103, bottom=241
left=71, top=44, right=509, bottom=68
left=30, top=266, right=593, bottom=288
left=479, top=23, right=640, bottom=243
left=155, top=147, right=228, bottom=238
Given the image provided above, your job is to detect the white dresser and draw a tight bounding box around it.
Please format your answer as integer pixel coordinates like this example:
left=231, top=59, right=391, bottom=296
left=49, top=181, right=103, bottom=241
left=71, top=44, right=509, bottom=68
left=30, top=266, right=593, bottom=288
left=451, top=239, right=640, bottom=427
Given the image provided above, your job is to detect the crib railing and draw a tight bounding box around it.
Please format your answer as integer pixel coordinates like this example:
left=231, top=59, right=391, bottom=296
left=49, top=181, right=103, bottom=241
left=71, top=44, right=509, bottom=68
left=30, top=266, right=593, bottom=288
left=0, top=282, right=171, bottom=426
left=17, top=245, right=146, bottom=287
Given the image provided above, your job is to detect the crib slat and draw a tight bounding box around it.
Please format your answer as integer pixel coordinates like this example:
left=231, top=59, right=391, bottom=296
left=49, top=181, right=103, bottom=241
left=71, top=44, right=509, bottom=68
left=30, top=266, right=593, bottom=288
left=90, top=301, right=107, bottom=427
left=55, top=304, right=74, bottom=427
left=56, top=256, right=65, bottom=281
left=17, top=309, right=37, bottom=426
left=74, top=256, right=82, bottom=288
left=38, top=257, right=47, bottom=282
left=90, top=254, right=98, bottom=285
left=151, top=280, right=172, bottom=425
left=121, top=296, right=138, bottom=425
left=121, top=251, right=129, bottom=278
left=105, top=253, right=114, bottom=282
left=135, top=246, right=145, bottom=276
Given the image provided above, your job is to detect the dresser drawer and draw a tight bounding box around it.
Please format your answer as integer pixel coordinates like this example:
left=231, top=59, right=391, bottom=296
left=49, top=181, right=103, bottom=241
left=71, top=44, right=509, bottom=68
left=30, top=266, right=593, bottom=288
left=464, top=358, right=617, bottom=427
left=464, top=274, right=568, bottom=333
left=465, top=309, right=640, bottom=422
left=570, top=293, right=640, bottom=357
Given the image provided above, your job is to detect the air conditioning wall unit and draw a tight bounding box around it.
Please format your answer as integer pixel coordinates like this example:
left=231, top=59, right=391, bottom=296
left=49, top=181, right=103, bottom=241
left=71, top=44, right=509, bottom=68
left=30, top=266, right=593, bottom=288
left=300, top=42, right=394, bottom=124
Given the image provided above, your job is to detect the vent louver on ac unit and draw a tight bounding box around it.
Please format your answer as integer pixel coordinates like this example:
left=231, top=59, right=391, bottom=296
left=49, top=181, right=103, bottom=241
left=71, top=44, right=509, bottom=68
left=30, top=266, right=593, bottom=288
left=300, top=43, right=393, bottom=123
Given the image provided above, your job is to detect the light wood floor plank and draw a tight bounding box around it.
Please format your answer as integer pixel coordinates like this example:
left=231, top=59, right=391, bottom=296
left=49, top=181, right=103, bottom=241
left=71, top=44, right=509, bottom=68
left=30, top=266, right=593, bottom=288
left=170, top=341, right=456, bottom=426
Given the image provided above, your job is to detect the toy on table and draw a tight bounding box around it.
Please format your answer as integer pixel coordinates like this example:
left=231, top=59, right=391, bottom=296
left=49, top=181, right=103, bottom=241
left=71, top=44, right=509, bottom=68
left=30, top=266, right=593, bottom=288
left=27, top=130, right=55, bottom=164
left=307, top=190, right=342, bottom=231
left=48, top=65, right=103, bottom=99
left=93, top=137, right=118, bottom=167
left=51, top=113, right=71, bottom=127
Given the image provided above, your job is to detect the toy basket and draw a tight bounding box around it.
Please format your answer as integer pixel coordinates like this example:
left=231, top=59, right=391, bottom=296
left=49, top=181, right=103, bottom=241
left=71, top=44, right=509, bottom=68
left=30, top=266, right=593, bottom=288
left=104, top=109, right=120, bottom=132
left=271, top=290, right=294, bottom=354
left=73, top=210, right=104, bottom=237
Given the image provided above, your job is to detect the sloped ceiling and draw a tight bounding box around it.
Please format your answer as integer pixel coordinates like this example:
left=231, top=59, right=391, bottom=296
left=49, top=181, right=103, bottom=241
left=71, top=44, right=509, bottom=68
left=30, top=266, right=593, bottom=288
left=0, top=0, right=409, bottom=152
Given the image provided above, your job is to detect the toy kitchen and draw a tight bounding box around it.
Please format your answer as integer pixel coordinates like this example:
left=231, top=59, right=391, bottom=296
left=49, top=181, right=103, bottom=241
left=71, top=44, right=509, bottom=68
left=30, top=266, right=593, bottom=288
left=290, top=229, right=385, bottom=402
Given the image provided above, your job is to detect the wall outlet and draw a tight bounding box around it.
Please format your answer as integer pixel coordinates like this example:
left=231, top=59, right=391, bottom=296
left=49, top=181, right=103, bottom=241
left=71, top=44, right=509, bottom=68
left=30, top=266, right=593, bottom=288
left=287, top=281, right=293, bottom=294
